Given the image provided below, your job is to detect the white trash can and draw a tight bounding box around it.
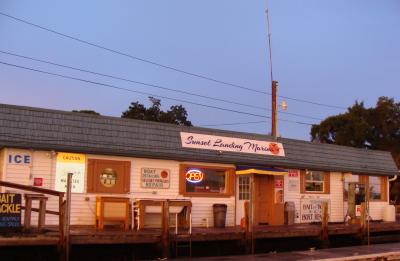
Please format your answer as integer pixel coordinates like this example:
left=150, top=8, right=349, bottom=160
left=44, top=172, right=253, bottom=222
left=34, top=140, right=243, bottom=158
left=383, top=205, right=396, bottom=222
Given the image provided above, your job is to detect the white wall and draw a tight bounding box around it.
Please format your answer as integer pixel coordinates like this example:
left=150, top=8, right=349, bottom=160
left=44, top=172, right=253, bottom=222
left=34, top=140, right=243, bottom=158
left=284, top=171, right=389, bottom=223
left=1, top=148, right=390, bottom=227
left=2, top=148, right=235, bottom=227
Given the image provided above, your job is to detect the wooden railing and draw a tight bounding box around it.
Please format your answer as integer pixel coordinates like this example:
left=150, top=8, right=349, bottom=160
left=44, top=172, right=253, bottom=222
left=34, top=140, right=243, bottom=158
left=0, top=179, right=70, bottom=260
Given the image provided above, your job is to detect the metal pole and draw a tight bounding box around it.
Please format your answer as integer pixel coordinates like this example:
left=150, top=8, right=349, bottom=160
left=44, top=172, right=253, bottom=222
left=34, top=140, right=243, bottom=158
left=64, top=173, right=73, bottom=261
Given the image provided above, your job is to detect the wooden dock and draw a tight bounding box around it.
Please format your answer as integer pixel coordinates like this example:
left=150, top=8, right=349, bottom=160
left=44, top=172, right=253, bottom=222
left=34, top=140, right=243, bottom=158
left=1, top=222, right=400, bottom=260
left=2, top=221, right=400, bottom=247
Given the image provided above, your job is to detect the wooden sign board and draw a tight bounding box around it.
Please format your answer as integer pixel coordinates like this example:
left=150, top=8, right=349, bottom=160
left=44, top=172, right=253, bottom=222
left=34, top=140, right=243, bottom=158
left=300, top=199, right=330, bottom=223
left=0, top=193, right=22, bottom=229
left=141, top=168, right=170, bottom=189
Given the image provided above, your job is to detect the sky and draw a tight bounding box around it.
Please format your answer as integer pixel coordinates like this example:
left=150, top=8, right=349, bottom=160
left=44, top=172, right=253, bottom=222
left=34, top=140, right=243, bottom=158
left=0, top=1, right=399, bottom=141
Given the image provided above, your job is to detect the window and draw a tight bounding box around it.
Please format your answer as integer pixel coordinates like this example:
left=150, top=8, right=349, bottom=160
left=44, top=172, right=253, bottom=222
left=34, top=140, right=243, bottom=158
left=239, top=176, right=250, bottom=200
left=369, top=176, right=386, bottom=201
left=87, top=159, right=131, bottom=193
left=300, top=170, right=330, bottom=194
left=179, top=164, right=234, bottom=197
left=343, top=175, right=387, bottom=202
left=343, top=175, right=366, bottom=203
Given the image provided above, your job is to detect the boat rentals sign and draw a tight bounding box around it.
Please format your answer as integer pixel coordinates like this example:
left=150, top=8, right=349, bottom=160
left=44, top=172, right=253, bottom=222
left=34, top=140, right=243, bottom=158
left=180, top=132, right=285, bottom=156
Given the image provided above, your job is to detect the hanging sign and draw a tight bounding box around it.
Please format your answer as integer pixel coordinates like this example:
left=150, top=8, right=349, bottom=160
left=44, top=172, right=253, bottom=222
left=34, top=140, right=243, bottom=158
left=356, top=205, right=361, bottom=217
left=300, top=199, right=330, bottom=223
left=288, top=170, right=300, bottom=192
left=55, top=152, right=86, bottom=193
left=186, top=169, right=204, bottom=183
left=288, top=170, right=299, bottom=178
left=0, top=193, right=21, bottom=228
left=33, top=178, right=43, bottom=187
left=275, top=179, right=283, bottom=188
left=180, top=132, right=285, bottom=156
left=141, top=168, right=170, bottom=189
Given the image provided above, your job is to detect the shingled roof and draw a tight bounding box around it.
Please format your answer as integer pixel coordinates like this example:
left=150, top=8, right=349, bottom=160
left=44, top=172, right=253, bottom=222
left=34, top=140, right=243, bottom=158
left=0, top=103, right=397, bottom=176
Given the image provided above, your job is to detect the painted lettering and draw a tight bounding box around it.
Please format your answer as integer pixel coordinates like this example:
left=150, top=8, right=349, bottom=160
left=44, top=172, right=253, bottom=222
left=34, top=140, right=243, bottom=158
left=8, top=154, right=31, bottom=164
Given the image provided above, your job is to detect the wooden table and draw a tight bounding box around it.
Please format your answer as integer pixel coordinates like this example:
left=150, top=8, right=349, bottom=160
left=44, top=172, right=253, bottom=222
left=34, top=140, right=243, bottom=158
left=133, top=199, right=192, bottom=230
left=24, top=193, right=48, bottom=229
left=96, top=197, right=130, bottom=230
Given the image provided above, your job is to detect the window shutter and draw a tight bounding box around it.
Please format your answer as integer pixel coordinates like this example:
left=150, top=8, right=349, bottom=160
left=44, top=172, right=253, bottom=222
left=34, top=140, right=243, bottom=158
left=123, top=161, right=131, bottom=193
left=300, top=170, right=305, bottom=193
left=179, top=164, right=185, bottom=195
left=324, top=172, right=330, bottom=194
left=227, top=169, right=235, bottom=196
left=86, top=159, right=94, bottom=193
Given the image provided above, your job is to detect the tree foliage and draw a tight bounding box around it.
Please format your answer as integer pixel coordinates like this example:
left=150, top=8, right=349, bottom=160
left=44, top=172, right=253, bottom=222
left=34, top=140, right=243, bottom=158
left=72, top=110, right=101, bottom=115
left=121, top=97, right=192, bottom=126
left=311, top=97, right=400, bottom=203
left=311, top=96, right=400, bottom=167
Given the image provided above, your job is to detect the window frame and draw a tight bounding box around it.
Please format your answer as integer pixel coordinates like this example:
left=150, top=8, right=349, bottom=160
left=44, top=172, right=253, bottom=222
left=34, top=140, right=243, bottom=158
left=238, top=176, right=251, bottom=200
left=300, top=170, right=330, bottom=194
left=87, top=159, right=131, bottom=194
left=179, top=164, right=235, bottom=198
left=364, top=175, right=387, bottom=202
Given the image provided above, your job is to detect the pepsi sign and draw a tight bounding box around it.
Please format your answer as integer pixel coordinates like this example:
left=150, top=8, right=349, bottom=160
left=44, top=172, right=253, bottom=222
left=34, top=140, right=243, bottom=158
left=185, top=169, right=204, bottom=183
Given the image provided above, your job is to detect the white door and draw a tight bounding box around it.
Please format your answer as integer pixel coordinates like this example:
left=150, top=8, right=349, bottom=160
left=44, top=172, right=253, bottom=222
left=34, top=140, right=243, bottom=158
left=235, top=175, right=251, bottom=225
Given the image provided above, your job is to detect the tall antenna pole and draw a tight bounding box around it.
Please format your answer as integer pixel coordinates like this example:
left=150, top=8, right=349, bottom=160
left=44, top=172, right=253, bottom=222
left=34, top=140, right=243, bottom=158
left=266, top=8, right=273, bottom=83
left=266, top=8, right=278, bottom=138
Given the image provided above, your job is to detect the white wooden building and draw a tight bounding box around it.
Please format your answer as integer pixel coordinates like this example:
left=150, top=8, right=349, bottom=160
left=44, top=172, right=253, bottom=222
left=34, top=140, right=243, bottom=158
left=0, top=104, right=397, bottom=228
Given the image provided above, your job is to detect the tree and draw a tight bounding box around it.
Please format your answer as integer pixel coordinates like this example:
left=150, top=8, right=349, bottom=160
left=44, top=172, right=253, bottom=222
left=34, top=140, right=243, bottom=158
left=72, top=110, right=101, bottom=115
left=121, top=97, right=192, bottom=126
left=311, top=96, right=400, bottom=202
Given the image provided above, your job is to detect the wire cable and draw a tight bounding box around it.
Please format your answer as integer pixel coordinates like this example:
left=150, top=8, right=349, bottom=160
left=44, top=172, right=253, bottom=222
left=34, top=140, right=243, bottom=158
left=0, top=49, right=322, bottom=121
left=0, top=60, right=314, bottom=126
left=0, top=11, right=346, bottom=110
left=200, top=121, right=265, bottom=127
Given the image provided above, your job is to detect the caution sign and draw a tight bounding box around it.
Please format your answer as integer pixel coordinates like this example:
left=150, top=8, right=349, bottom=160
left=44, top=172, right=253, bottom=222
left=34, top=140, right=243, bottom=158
left=55, top=152, right=86, bottom=193
left=0, top=193, right=22, bottom=228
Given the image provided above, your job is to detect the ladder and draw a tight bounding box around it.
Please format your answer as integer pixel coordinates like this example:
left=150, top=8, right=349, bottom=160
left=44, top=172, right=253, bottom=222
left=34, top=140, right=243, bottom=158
left=174, top=212, right=192, bottom=258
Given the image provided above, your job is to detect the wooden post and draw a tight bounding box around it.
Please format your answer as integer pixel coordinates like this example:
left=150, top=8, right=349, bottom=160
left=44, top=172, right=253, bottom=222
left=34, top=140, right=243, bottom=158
left=320, top=201, right=329, bottom=245
left=359, top=202, right=367, bottom=244
left=347, top=183, right=356, bottom=223
left=38, top=198, right=47, bottom=229
left=23, top=196, right=32, bottom=230
left=63, top=173, right=73, bottom=261
left=243, top=200, right=252, bottom=254
left=271, top=80, right=277, bottom=138
left=161, top=200, right=170, bottom=259
left=360, top=202, right=366, bottom=231
left=59, top=195, right=65, bottom=259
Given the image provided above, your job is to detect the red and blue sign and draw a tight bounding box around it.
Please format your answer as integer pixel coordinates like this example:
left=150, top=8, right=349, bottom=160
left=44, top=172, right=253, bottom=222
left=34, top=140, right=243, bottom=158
left=186, top=169, right=204, bottom=183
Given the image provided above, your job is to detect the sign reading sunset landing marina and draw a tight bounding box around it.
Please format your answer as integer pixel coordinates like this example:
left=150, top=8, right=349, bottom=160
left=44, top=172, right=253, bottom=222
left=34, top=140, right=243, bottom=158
left=180, top=132, right=285, bottom=156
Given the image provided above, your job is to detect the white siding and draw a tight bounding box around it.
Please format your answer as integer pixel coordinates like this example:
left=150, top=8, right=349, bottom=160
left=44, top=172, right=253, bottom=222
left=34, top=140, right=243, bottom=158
left=2, top=148, right=390, bottom=227
left=284, top=171, right=389, bottom=223
left=284, top=172, right=346, bottom=223
left=0, top=149, right=5, bottom=193
left=2, top=149, right=235, bottom=227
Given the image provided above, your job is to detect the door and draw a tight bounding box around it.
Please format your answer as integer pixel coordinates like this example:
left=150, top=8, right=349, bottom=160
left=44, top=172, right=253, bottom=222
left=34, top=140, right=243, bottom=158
left=236, top=175, right=251, bottom=225
left=253, top=175, right=274, bottom=225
